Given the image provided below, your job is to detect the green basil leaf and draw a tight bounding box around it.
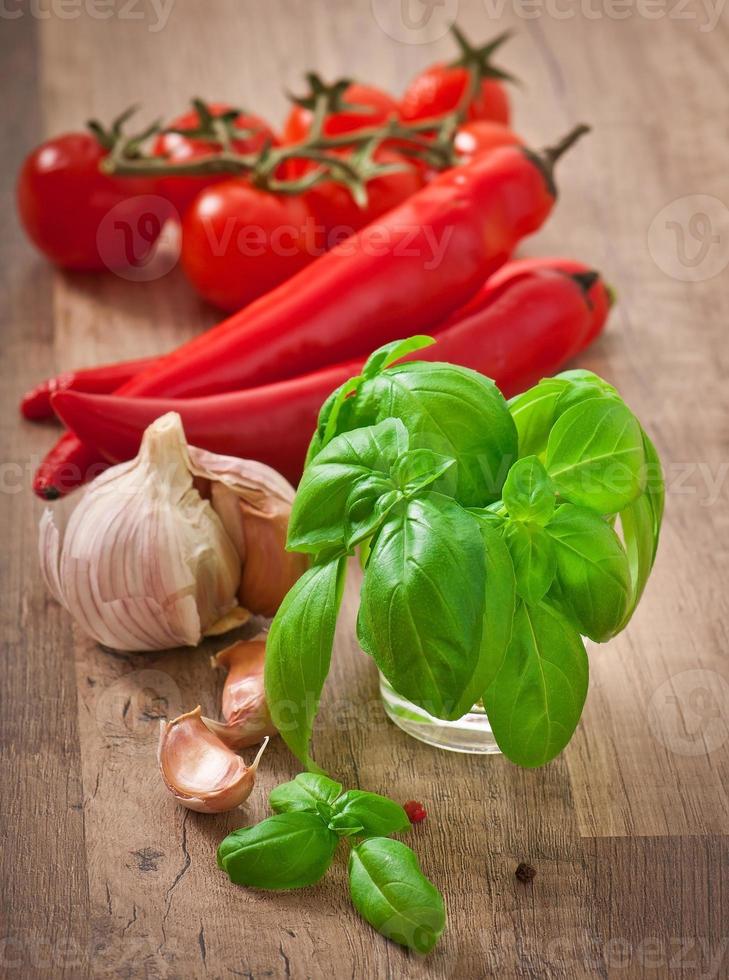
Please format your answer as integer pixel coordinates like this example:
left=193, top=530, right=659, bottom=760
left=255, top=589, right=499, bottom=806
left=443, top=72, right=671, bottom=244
left=502, top=455, right=555, bottom=525
left=319, top=373, right=364, bottom=449
left=331, top=791, right=411, bottom=837
left=328, top=812, right=365, bottom=837
left=269, top=773, right=343, bottom=814
left=553, top=375, right=619, bottom=417
left=344, top=476, right=401, bottom=550
left=361, top=336, right=436, bottom=379
left=467, top=504, right=506, bottom=530
left=265, top=558, right=347, bottom=770
left=555, top=368, right=615, bottom=386
left=218, top=812, right=338, bottom=890
left=484, top=601, right=588, bottom=767
left=315, top=801, right=335, bottom=822
left=357, top=493, right=486, bottom=720
left=616, top=428, right=664, bottom=630
left=348, top=838, right=446, bottom=953
left=323, top=362, right=517, bottom=507
left=545, top=503, right=630, bottom=641
left=503, top=520, right=556, bottom=604
left=287, top=419, right=408, bottom=555
left=452, top=520, right=516, bottom=714
left=508, top=378, right=568, bottom=458
left=391, top=448, right=456, bottom=497
left=307, top=337, right=436, bottom=464
left=545, top=397, right=645, bottom=513
left=288, top=419, right=408, bottom=554
left=616, top=494, right=654, bottom=632
left=641, top=428, right=665, bottom=557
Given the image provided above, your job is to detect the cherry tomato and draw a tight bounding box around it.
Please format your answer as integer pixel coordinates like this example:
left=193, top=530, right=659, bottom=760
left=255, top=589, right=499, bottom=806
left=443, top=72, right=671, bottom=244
left=400, top=65, right=510, bottom=126
left=303, top=150, right=423, bottom=241
left=153, top=103, right=278, bottom=215
left=454, top=120, right=522, bottom=165
left=16, top=133, right=161, bottom=271
left=282, top=82, right=399, bottom=144
left=181, top=180, right=315, bottom=313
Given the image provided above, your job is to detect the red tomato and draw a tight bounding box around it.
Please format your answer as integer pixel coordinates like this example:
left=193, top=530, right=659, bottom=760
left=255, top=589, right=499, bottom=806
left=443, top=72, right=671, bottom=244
left=454, top=120, right=522, bottom=164
left=282, top=82, right=399, bottom=144
left=303, top=150, right=423, bottom=240
left=181, top=180, right=315, bottom=313
left=400, top=65, right=510, bottom=126
left=153, top=103, right=278, bottom=215
left=16, top=133, right=162, bottom=271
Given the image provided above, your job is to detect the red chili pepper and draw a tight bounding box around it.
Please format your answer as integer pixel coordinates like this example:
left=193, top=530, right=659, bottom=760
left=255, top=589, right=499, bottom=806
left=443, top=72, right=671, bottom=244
left=32, top=127, right=590, bottom=499
left=20, top=356, right=157, bottom=421
left=50, top=265, right=606, bottom=485
left=21, top=256, right=607, bottom=423
left=486, top=255, right=613, bottom=347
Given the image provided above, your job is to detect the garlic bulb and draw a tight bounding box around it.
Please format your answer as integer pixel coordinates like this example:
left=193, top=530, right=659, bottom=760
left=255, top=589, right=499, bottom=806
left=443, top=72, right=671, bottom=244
left=158, top=706, right=268, bottom=813
left=202, top=635, right=276, bottom=749
left=39, top=412, right=303, bottom=651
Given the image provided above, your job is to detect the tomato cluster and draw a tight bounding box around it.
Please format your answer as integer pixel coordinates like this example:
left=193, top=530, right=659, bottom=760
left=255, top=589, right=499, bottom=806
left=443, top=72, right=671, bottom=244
left=16, top=31, right=519, bottom=312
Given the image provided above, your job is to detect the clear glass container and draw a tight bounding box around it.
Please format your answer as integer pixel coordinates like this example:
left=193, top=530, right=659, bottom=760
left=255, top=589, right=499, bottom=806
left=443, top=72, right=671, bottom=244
left=379, top=674, right=501, bottom=755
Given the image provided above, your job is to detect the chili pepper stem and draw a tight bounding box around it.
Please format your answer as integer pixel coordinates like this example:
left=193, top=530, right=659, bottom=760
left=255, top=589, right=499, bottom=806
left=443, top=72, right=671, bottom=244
left=570, top=270, right=599, bottom=295
left=527, top=123, right=591, bottom=197
left=543, top=123, right=591, bottom=168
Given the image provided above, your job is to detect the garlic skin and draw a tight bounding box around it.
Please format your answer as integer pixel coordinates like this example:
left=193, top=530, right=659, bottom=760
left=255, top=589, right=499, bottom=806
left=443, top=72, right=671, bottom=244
left=206, top=470, right=309, bottom=618
left=39, top=412, right=302, bottom=652
left=202, top=636, right=276, bottom=749
left=158, top=706, right=268, bottom=813
left=236, top=501, right=310, bottom=618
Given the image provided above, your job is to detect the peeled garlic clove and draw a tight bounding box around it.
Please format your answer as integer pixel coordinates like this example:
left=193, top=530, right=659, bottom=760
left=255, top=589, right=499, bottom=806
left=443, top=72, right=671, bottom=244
left=158, top=706, right=268, bottom=813
left=202, top=636, right=276, bottom=749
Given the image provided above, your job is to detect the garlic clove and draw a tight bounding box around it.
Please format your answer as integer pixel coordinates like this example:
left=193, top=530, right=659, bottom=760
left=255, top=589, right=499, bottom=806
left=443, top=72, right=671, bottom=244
left=237, top=500, right=310, bottom=618
left=191, top=447, right=308, bottom=619
left=201, top=636, right=277, bottom=749
left=158, top=706, right=268, bottom=813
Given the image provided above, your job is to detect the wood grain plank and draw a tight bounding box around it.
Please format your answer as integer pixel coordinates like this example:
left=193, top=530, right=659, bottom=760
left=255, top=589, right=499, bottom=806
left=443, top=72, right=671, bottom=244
left=3, top=0, right=727, bottom=977
left=0, top=15, right=91, bottom=980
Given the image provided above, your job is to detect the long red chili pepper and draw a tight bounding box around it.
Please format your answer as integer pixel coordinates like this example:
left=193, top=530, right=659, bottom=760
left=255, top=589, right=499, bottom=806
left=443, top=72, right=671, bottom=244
left=19, top=259, right=607, bottom=422
left=50, top=266, right=607, bottom=486
left=20, top=356, right=156, bottom=421
left=21, top=254, right=605, bottom=422
left=33, top=126, right=589, bottom=498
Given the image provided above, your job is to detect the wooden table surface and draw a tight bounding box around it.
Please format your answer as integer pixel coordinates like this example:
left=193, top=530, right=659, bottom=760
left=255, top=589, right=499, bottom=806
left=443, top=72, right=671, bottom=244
left=2, top=1, right=728, bottom=977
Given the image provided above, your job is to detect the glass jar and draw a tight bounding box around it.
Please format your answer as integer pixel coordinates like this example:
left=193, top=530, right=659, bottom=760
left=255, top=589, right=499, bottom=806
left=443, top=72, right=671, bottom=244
left=379, top=674, right=501, bottom=754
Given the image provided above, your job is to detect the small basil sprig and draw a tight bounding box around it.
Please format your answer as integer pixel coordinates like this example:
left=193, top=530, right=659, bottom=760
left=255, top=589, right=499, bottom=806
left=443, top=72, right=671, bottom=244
left=218, top=773, right=445, bottom=954
left=265, top=341, right=664, bottom=771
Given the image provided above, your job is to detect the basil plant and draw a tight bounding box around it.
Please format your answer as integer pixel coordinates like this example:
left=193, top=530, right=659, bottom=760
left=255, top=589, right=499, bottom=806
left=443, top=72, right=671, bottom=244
left=264, top=337, right=664, bottom=769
